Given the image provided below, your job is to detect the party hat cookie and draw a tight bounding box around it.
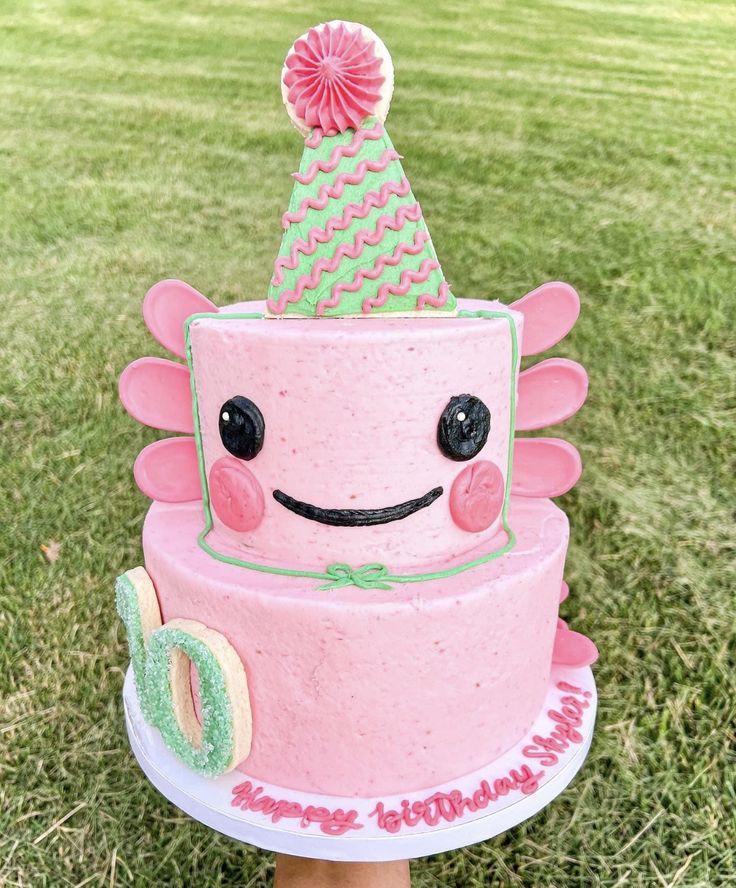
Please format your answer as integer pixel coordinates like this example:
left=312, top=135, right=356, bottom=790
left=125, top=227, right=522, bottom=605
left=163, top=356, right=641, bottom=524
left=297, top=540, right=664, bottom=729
left=267, top=21, right=455, bottom=318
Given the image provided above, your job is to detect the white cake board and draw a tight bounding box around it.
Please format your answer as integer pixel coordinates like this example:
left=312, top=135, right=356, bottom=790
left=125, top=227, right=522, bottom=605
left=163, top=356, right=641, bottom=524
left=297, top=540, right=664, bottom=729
left=124, top=665, right=596, bottom=861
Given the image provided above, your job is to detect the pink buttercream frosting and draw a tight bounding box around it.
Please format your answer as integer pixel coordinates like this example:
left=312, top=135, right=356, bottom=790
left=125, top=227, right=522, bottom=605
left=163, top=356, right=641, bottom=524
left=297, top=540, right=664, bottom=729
left=143, top=496, right=569, bottom=796
left=188, top=299, right=520, bottom=571
left=284, top=23, right=385, bottom=136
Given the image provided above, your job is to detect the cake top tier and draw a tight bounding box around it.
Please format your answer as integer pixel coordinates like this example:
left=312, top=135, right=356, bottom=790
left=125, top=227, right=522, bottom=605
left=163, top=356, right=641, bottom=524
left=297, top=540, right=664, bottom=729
left=267, top=21, right=456, bottom=319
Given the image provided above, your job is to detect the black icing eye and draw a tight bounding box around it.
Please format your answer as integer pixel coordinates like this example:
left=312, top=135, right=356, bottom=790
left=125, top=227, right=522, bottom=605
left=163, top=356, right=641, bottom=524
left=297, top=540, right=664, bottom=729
left=219, top=396, right=265, bottom=460
left=437, top=394, right=490, bottom=461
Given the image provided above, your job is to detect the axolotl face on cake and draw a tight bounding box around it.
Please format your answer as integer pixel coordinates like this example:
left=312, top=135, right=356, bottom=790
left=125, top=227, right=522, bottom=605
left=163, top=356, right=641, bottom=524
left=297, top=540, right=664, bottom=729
left=119, top=20, right=588, bottom=577
left=186, top=310, right=517, bottom=570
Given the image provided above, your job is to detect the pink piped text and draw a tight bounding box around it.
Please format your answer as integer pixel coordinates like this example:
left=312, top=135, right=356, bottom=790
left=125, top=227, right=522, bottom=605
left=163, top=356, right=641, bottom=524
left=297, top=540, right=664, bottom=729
left=231, top=780, right=363, bottom=835
left=522, top=681, right=593, bottom=767
left=369, top=763, right=543, bottom=834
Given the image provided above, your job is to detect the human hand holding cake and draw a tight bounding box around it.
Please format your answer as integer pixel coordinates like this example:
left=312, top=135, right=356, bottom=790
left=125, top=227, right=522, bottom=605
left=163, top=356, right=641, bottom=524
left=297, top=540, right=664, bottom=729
left=116, top=20, right=598, bottom=865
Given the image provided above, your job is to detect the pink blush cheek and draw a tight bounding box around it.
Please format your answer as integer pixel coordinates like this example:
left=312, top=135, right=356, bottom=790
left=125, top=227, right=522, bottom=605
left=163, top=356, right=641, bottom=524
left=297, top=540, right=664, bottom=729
left=209, top=456, right=265, bottom=532
left=450, top=461, right=505, bottom=532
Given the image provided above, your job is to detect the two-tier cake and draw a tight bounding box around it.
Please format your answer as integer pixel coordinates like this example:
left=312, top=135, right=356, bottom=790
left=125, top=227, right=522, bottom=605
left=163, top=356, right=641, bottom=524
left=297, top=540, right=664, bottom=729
left=116, top=21, right=597, bottom=851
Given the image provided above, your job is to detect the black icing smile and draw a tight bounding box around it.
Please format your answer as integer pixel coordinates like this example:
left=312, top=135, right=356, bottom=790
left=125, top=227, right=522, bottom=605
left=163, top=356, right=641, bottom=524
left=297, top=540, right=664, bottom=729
left=272, top=487, right=443, bottom=527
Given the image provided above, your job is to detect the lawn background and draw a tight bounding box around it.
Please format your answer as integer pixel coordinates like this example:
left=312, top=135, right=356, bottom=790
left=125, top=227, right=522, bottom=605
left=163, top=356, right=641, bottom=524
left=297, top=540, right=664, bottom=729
left=1, top=0, right=734, bottom=885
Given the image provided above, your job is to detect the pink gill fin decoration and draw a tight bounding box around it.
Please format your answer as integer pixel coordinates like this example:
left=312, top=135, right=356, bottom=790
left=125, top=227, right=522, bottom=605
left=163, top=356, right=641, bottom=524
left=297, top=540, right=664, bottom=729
left=133, top=437, right=201, bottom=502
left=119, top=357, right=194, bottom=434
left=511, top=438, right=582, bottom=498
left=559, top=580, right=570, bottom=603
left=143, top=279, right=217, bottom=359
left=516, top=358, right=589, bottom=431
left=552, top=621, right=599, bottom=667
left=511, top=282, right=580, bottom=357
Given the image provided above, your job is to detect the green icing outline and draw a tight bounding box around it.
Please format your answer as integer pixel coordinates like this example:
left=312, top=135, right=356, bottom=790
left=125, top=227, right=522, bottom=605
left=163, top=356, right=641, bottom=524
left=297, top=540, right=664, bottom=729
left=115, top=572, right=157, bottom=723
left=145, top=624, right=234, bottom=776
left=184, top=309, right=519, bottom=589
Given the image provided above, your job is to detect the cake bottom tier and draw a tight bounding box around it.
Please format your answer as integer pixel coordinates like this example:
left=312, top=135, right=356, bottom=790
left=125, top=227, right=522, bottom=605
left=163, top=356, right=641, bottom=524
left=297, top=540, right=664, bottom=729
left=142, top=497, right=569, bottom=797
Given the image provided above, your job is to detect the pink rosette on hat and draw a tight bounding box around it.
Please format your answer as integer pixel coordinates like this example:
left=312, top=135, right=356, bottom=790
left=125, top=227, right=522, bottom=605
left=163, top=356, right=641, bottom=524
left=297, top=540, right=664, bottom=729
left=281, top=21, right=394, bottom=137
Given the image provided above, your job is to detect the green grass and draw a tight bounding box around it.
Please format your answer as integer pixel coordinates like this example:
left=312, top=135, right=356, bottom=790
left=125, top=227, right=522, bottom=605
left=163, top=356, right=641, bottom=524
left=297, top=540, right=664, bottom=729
left=1, top=0, right=734, bottom=884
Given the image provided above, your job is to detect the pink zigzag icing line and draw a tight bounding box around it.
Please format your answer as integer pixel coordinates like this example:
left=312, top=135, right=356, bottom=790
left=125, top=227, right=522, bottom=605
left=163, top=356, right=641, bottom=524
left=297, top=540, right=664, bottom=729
left=417, top=280, right=451, bottom=311
left=316, top=230, right=430, bottom=315
left=293, top=122, right=384, bottom=185
left=269, top=204, right=423, bottom=314
left=363, top=258, right=441, bottom=312
left=271, top=178, right=412, bottom=286
left=305, top=129, right=323, bottom=148
left=282, top=149, right=402, bottom=228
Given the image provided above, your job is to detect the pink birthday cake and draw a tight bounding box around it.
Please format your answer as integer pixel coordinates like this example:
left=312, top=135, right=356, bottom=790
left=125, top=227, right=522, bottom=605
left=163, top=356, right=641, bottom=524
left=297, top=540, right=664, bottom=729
left=117, top=21, right=597, bottom=807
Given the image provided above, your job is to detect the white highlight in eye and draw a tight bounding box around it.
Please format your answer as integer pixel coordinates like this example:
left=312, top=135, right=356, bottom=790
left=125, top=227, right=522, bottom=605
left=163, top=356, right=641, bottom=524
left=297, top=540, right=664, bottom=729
left=456, top=412, right=466, bottom=422
left=221, top=411, right=230, bottom=422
